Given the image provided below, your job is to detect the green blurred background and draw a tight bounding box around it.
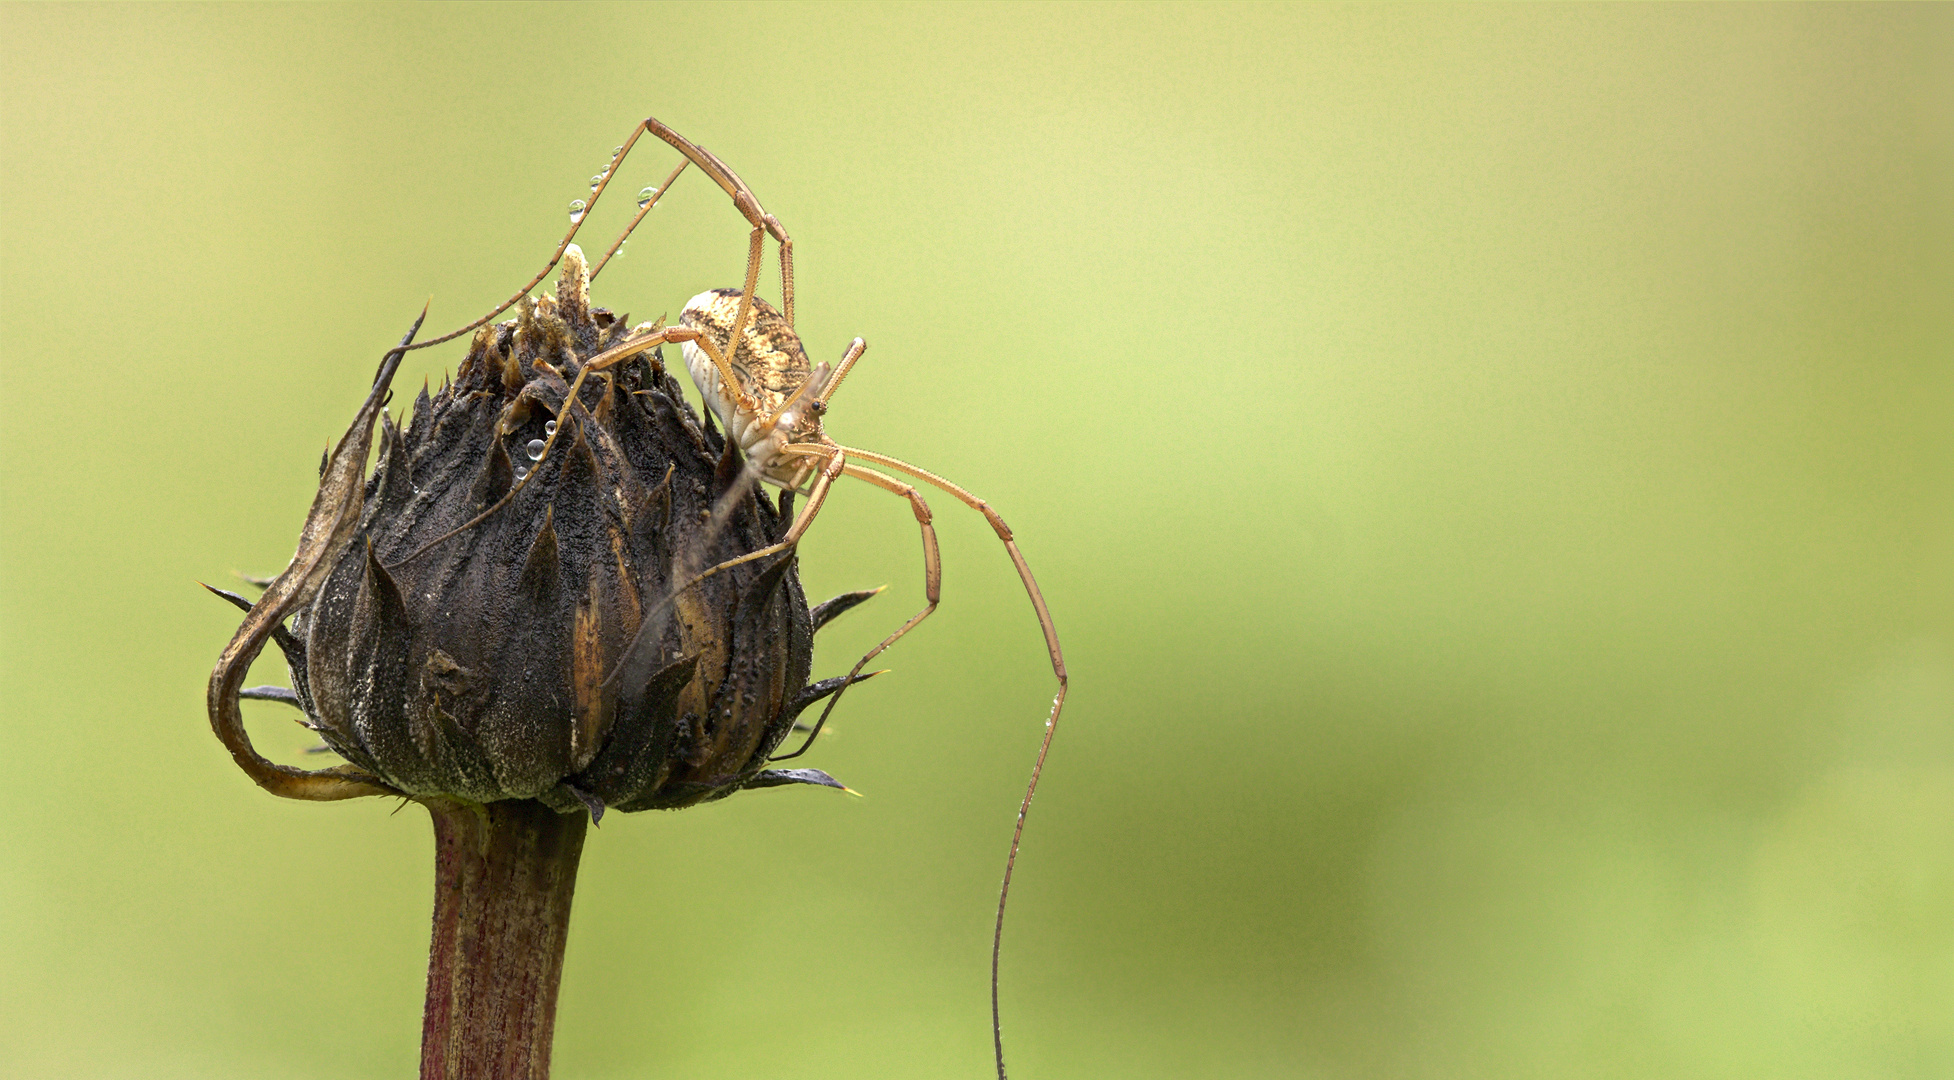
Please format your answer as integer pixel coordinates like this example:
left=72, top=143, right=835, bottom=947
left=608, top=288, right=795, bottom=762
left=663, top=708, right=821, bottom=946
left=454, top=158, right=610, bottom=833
left=3, top=3, right=1951, bottom=1077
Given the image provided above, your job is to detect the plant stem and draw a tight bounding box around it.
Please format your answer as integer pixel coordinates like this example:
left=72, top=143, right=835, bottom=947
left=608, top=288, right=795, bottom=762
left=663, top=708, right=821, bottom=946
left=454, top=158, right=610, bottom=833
left=421, top=798, right=589, bottom=1080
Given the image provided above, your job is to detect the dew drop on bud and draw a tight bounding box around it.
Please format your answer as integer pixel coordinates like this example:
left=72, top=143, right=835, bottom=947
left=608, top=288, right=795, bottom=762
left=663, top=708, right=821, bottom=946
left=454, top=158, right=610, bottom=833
left=568, top=199, right=586, bottom=223
left=637, top=186, right=657, bottom=208
left=525, top=439, right=546, bottom=461
left=544, top=420, right=557, bottom=436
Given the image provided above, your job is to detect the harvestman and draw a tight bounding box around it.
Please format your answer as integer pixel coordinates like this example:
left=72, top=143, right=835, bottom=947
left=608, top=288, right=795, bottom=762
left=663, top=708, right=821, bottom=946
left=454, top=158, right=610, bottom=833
left=388, top=118, right=1067, bottom=1080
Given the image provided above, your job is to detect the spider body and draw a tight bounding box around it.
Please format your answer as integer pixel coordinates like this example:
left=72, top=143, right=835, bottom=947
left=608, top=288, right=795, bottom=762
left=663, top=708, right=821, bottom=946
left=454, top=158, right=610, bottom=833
left=679, top=288, right=827, bottom=488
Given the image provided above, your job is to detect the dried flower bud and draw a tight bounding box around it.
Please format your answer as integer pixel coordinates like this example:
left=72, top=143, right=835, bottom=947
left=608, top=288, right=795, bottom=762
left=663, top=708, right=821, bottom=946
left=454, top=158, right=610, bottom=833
left=210, top=248, right=866, bottom=816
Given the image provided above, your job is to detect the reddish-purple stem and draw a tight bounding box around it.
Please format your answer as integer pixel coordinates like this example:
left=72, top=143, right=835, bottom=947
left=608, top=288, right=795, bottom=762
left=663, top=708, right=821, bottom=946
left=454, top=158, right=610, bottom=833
left=420, top=798, right=588, bottom=1080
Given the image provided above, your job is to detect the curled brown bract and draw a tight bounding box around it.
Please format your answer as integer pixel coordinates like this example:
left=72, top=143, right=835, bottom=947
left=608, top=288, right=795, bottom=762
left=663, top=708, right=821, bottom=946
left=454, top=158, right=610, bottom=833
left=203, top=312, right=426, bottom=802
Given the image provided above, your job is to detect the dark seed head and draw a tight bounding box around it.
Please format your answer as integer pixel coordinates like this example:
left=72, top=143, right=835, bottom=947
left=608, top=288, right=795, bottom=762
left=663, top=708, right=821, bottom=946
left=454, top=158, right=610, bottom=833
left=226, top=248, right=850, bottom=814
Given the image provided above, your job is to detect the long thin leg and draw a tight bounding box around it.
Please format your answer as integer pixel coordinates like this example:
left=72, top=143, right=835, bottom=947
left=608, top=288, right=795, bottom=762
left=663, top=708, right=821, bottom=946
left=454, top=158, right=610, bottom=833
left=778, top=236, right=796, bottom=327
left=815, top=338, right=868, bottom=407
left=772, top=460, right=940, bottom=761
left=716, top=224, right=768, bottom=403
left=641, top=118, right=797, bottom=325
left=589, top=157, right=689, bottom=282
left=400, top=115, right=789, bottom=355
left=793, top=441, right=1067, bottom=1080
left=812, top=445, right=1065, bottom=675
left=669, top=228, right=772, bottom=422
left=642, top=119, right=790, bottom=248
left=403, top=118, right=683, bottom=353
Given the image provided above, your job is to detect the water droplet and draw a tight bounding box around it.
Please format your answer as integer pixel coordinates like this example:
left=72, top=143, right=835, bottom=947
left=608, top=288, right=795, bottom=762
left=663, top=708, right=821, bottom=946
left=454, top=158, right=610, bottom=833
left=568, top=199, right=586, bottom=223
left=544, top=420, right=557, bottom=436
left=525, top=439, right=546, bottom=461
left=590, top=172, right=606, bottom=189
left=637, top=186, right=657, bottom=207
left=611, top=145, right=624, bottom=159
left=514, top=466, right=528, bottom=480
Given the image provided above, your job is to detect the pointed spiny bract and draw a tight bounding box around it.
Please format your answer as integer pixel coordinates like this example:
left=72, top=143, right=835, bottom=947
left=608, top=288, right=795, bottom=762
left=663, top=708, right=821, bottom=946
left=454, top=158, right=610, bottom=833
left=470, top=438, right=515, bottom=511
left=519, top=505, right=561, bottom=603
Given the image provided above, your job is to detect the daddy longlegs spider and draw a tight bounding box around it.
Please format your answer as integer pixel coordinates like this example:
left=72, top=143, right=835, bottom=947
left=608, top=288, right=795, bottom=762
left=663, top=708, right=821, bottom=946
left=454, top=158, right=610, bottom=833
left=387, top=117, right=1066, bottom=1080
